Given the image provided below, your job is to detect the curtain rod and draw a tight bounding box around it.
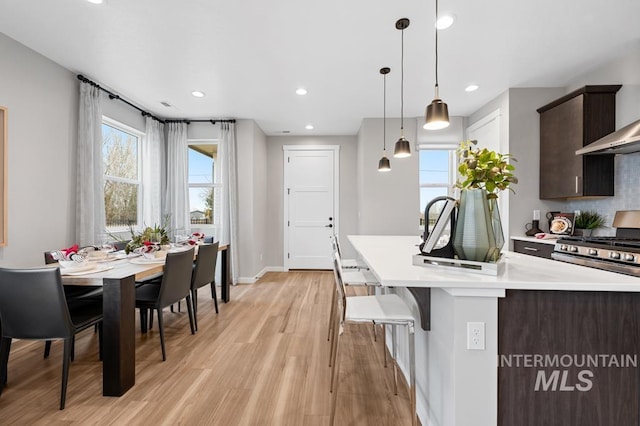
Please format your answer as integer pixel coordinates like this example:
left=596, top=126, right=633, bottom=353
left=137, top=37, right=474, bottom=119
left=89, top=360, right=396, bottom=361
left=76, top=74, right=235, bottom=125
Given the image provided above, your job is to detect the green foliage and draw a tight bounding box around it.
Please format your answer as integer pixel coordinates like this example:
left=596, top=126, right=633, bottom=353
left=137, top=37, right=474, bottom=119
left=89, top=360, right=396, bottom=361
left=125, top=216, right=171, bottom=253
left=455, top=140, right=518, bottom=199
left=574, top=210, right=606, bottom=229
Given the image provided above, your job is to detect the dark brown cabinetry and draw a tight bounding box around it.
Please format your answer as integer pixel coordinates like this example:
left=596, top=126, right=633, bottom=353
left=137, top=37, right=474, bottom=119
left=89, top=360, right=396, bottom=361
left=537, top=85, right=621, bottom=199
left=513, top=239, right=554, bottom=259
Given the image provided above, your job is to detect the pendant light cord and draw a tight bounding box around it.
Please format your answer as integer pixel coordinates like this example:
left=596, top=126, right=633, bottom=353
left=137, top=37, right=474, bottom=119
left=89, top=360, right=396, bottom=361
left=435, top=0, right=440, bottom=97
left=400, top=28, right=405, bottom=131
left=383, top=73, right=387, bottom=151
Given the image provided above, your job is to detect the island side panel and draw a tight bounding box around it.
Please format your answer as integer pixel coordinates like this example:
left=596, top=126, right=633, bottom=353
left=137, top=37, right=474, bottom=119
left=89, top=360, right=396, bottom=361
left=498, top=290, right=640, bottom=426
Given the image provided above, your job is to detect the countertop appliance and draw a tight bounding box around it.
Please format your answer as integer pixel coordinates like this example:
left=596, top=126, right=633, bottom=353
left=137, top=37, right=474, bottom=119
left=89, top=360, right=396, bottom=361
left=552, top=210, right=640, bottom=276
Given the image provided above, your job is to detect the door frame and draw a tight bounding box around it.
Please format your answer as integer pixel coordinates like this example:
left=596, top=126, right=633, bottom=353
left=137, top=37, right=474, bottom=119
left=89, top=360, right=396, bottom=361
left=283, top=145, right=340, bottom=271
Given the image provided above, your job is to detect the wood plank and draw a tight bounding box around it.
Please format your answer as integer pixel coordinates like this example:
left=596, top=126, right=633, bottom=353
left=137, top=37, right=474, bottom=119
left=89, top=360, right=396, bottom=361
left=0, top=271, right=415, bottom=425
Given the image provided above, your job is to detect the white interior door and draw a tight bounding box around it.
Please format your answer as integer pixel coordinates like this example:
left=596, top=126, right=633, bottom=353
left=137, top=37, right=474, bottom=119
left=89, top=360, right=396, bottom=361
left=284, top=146, right=339, bottom=270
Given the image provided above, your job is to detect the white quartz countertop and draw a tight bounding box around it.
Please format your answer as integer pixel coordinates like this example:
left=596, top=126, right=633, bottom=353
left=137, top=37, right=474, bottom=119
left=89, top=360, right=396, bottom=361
left=348, top=235, right=640, bottom=294
left=510, top=235, right=558, bottom=245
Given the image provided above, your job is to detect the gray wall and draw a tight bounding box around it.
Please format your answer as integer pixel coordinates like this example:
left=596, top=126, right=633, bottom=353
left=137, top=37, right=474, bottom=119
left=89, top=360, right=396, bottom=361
left=0, top=33, right=78, bottom=267
left=266, top=135, right=358, bottom=266
left=236, top=119, right=268, bottom=280
left=357, top=118, right=420, bottom=237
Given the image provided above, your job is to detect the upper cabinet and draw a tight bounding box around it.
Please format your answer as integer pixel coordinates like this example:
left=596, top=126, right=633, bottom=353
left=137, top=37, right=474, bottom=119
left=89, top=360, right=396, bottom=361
left=537, top=85, right=621, bottom=199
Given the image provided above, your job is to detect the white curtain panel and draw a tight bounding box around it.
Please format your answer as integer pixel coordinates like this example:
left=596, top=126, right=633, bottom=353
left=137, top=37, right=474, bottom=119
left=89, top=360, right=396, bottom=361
left=142, top=117, right=164, bottom=227
left=76, top=82, right=105, bottom=246
left=220, top=122, right=239, bottom=283
left=165, top=122, right=190, bottom=238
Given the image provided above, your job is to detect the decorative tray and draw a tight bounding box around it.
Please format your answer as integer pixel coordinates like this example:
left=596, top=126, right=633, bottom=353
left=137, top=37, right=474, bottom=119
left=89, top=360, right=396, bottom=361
left=412, top=254, right=505, bottom=276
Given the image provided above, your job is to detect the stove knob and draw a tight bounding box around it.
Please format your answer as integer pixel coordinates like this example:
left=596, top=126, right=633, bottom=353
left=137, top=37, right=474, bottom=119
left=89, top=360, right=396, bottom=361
left=588, top=249, right=598, bottom=256
left=570, top=246, right=578, bottom=253
left=624, top=254, right=635, bottom=262
left=560, top=245, right=568, bottom=251
left=609, top=252, right=621, bottom=260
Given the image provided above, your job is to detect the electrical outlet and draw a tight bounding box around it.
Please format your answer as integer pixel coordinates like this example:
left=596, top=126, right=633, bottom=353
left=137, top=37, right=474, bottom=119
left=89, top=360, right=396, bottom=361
left=467, top=322, right=485, bottom=350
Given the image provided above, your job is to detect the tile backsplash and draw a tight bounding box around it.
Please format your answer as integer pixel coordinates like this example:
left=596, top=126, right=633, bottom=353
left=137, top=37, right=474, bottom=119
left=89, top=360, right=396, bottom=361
left=564, top=152, right=640, bottom=236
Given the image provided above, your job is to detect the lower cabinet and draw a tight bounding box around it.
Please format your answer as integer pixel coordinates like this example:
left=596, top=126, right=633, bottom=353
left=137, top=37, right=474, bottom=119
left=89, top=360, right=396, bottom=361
left=513, top=240, right=554, bottom=260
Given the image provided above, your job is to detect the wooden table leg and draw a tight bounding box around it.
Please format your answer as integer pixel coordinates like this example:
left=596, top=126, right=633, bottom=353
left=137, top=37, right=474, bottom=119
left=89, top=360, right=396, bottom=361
left=102, top=276, right=136, bottom=396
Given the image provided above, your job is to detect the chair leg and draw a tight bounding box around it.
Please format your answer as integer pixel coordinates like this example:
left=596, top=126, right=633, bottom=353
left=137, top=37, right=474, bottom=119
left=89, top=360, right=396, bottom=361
left=140, top=308, right=148, bottom=333
left=329, top=332, right=342, bottom=426
left=372, top=321, right=377, bottom=342
left=383, top=324, right=387, bottom=368
left=329, top=315, right=341, bottom=390
left=211, top=282, right=219, bottom=314
left=186, top=296, right=196, bottom=335
left=149, top=309, right=154, bottom=330
left=327, top=286, right=337, bottom=342
left=408, top=323, right=417, bottom=426
left=44, top=340, right=52, bottom=358
left=392, top=324, right=398, bottom=395
left=70, top=336, right=75, bottom=362
left=157, top=308, right=166, bottom=361
left=192, top=289, right=199, bottom=332
left=0, top=337, right=12, bottom=391
left=60, top=339, right=72, bottom=410
left=98, top=323, right=103, bottom=361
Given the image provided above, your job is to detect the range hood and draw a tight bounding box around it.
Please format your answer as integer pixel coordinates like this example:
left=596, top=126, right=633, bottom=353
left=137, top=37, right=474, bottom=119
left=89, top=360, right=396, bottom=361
left=576, top=119, right=640, bottom=155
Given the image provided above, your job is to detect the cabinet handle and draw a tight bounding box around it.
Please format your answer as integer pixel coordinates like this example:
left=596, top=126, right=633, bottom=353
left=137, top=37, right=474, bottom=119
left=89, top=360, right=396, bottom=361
left=575, top=176, right=579, bottom=194
left=523, top=247, right=539, bottom=252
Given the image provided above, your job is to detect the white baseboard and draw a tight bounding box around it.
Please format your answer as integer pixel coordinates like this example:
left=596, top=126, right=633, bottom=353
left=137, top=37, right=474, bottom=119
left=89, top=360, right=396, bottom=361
left=237, top=266, right=287, bottom=284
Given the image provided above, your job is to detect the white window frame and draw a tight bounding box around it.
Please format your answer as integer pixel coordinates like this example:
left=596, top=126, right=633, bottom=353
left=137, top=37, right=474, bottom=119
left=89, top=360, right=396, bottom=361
left=418, top=144, right=458, bottom=229
left=187, top=138, right=220, bottom=231
left=103, top=116, right=144, bottom=232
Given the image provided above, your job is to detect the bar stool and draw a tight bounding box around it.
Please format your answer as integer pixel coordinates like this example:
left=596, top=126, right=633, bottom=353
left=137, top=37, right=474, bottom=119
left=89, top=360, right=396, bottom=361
left=329, top=234, right=368, bottom=270
left=329, top=252, right=417, bottom=426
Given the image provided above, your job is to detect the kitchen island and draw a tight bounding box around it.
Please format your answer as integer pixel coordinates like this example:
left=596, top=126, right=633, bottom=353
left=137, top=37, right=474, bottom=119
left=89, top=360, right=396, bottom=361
left=348, top=235, right=640, bottom=426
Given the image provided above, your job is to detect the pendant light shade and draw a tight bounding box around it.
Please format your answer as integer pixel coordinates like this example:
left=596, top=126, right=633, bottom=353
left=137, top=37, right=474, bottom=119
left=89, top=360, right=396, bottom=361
left=378, top=156, right=391, bottom=172
left=424, top=0, right=450, bottom=130
left=394, top=18, right=411, bottom=158
left=425, top=96, right=450, bottom=130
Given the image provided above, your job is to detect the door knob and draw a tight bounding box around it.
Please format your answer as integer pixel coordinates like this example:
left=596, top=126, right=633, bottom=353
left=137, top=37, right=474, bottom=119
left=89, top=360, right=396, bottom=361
left=325, top=224, right=333, bottom=228
left=329, top=217, right=333, bottom=221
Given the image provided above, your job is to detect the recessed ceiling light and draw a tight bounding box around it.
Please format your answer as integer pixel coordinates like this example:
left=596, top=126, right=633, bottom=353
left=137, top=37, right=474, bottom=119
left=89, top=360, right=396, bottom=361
left=465, top=84, right=479, bottom=92
left=436, top=14, right=455, bottom=30
left=191, top=91, right=205, bottom=98
left=296, top=88, right=307, bottom=96
left=87, top=0, right=103, bottom=4
left=305, top=124, right=314, bottom=130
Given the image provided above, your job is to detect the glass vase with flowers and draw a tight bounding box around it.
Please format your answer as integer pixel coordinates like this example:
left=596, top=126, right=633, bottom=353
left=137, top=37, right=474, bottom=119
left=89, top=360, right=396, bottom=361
left=453, top=140, right=517, bottom=262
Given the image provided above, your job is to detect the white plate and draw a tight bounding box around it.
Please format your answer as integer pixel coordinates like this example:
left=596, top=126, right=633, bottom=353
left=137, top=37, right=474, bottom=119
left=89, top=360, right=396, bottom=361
left=59, top=263, right=94, bottom=273
left=61, top=265, right=113, bottom=276
left=130, top=258, right=166, bottom=265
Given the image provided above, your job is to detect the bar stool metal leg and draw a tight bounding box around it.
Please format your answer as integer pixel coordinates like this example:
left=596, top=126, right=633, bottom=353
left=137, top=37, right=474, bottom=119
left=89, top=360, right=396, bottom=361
left=408, top=322, right=417, bottom=426
left=392, top=324, right=398, bottom=395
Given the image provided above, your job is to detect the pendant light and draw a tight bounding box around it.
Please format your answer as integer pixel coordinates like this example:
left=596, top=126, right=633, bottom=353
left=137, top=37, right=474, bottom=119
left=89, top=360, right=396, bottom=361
left=378, top=67, right=391, bottom=172
left=394, top=18, right=411, bottom=158
left=424, top=0, right=450, bottom=130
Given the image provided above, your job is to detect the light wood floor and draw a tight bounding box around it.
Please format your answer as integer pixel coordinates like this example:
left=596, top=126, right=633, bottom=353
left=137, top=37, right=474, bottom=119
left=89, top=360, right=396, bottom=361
left=0, top=271, right=415, bottom=425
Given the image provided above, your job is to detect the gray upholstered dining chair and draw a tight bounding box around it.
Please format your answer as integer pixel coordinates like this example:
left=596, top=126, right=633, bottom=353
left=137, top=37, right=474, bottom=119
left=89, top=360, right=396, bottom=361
left=0, top=267, right=103, bottom=410
left=135, top=248, right=195, bottom=361
left=191, top=242, right=220, bottom=331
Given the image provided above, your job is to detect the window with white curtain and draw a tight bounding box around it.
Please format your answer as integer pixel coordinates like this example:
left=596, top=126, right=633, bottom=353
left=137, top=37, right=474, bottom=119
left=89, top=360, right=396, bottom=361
left=188, top=140, right=220, bottom=230
left=102, top=117, right=143, bottom=230
left=418, top=145, right=457, bottom=228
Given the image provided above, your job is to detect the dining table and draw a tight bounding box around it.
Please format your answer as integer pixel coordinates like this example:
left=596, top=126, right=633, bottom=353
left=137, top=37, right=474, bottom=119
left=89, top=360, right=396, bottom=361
left=58, top=243, right=232, bottom=397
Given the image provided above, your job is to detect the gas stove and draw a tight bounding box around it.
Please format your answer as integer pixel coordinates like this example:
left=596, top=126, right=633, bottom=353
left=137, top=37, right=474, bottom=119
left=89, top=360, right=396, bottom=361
left=552, top=211, right=640, bottom=277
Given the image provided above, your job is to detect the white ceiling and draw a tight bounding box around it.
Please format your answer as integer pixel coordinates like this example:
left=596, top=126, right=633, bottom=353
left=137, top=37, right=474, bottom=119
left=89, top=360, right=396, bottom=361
left=1, top=0, right=639, bottom=136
